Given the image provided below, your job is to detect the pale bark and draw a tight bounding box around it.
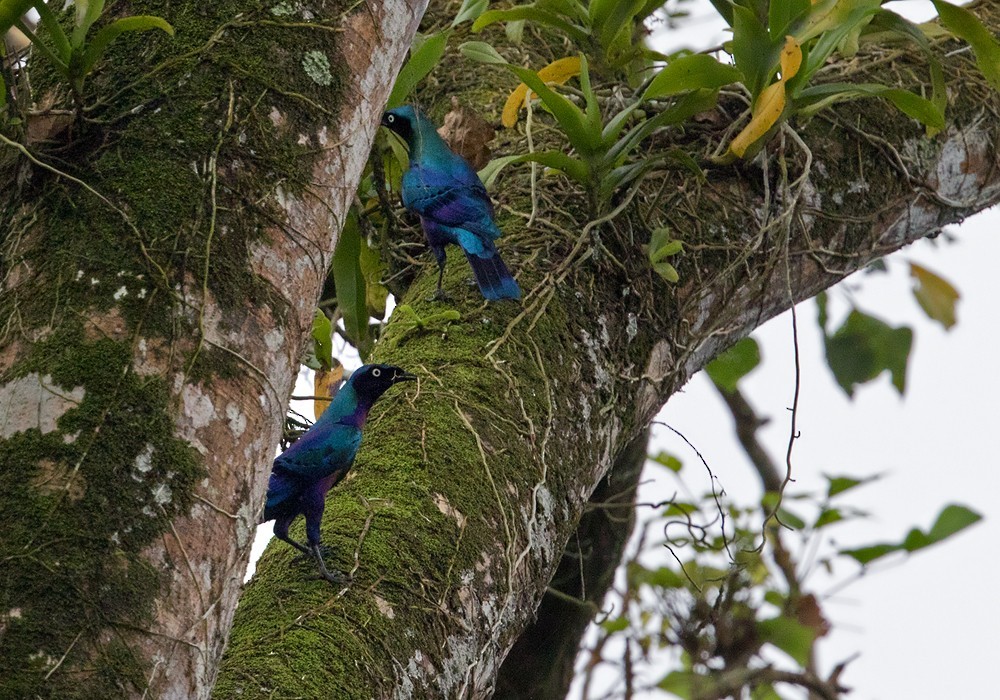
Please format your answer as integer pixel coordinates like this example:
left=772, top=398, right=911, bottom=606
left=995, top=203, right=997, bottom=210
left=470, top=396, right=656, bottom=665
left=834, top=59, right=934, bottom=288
left=0, top=1, right=424, bottom=697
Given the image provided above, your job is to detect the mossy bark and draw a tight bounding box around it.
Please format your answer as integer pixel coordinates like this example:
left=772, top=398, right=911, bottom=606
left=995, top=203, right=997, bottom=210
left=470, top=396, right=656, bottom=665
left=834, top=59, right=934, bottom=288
left=216, top=2, right=1000, bottom=698
left=0, top=1, right=423, bottom=698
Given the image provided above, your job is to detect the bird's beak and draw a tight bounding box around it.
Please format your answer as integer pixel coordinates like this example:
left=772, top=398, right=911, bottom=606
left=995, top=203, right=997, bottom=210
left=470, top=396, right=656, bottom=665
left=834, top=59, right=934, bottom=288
left=393, top=370, right=418, bottom=383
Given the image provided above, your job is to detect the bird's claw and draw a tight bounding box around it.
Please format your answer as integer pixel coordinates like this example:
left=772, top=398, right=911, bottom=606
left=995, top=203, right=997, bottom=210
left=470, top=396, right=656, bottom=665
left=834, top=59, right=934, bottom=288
left=291, top=545, right=333, bottom=565
left=427, top=288, right=451, bottom=303
left=317, top=569, right=351, bottom=586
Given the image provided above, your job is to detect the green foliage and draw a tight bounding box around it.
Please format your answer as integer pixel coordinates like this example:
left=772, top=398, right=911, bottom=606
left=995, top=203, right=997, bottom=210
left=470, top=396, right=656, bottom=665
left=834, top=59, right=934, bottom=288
left=331, top=211, right=372, bottom=360
left=1, top=0, right=173, bottom=106
left=817, top=292, right=913, bottom=398
left=645, top=226, right=684, bottom=283
left=472, top=0, right=657, bottom=71
left=841, top=504, right=981, bottom=565
left=705, top=337, right=761, bottom=393
left=931, top=0, right=1000, bottom=91
left=462, top=45, right=719, bottom=213
left=593, top=455, right=979, bottom=699
left=387, top=31, right=449, bottom=109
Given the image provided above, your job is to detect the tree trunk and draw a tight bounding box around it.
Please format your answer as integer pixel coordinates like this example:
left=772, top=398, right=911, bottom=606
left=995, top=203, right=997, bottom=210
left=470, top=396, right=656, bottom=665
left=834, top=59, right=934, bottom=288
left=3, top=2, right=1000, bottom=699
left=0, top=1, right=424, bottom=697
left=215, top=4, right=1000, bottom=697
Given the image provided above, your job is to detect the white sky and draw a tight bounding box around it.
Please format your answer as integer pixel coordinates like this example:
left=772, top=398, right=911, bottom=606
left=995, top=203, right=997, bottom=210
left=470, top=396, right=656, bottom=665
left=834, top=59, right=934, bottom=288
left=249, top=3, right=998, bottom=697
left=580, top=2, right=998, bottom=697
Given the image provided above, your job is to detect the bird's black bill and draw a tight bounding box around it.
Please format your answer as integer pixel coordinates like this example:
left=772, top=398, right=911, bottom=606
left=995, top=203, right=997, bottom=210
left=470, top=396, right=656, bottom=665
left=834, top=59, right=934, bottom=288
left=393, top=370, right=418, bottom=383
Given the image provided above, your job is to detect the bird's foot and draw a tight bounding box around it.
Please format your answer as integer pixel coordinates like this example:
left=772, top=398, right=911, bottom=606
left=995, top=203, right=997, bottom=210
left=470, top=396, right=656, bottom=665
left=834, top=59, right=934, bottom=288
left=316, top=568, right=351, bottom=586
left=292, top=545, right=333, bottom=565
left=426, top=288, right=451, bottom=303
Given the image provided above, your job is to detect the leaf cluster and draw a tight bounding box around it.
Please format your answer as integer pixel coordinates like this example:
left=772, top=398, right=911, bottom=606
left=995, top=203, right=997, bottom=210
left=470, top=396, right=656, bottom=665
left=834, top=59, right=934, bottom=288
left=0, top=0, right=172, bottom=111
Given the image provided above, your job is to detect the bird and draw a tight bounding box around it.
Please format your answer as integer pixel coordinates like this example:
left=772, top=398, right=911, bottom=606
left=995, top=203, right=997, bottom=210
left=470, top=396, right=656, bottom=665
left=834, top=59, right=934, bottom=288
left=261, top=363, right=416, bottom=583
left=380, top=105, right=521, bottom=302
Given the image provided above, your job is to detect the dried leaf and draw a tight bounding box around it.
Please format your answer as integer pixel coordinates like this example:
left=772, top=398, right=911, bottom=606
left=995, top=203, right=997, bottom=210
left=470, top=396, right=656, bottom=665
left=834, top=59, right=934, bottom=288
left=314, top=363, right=344, bottom=419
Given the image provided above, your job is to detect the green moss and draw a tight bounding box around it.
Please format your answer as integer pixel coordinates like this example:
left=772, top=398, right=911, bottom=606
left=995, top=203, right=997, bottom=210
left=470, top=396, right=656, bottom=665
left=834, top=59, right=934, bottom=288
left=0, top=327, right=203, bottom=696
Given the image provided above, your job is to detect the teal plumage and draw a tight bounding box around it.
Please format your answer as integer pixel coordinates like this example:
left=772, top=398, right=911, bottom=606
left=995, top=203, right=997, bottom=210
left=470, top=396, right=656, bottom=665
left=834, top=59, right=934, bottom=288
left=262, top=364, right=415, bottom=583
left=381, top=106, right=521, bottom=301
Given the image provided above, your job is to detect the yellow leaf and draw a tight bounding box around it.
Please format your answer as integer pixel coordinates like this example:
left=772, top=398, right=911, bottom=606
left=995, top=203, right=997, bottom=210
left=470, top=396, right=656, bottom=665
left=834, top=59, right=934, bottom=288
left=730, top=36, right=801, bottom=158
left=780, top=35, right=802, bottom=80
left=502, top=56, right=582, bottom=128
left=730, top=82, right=785, bottom=157
left=314, top=363, right=344, bottom=419
left=910, top=262, right=960, bottom=330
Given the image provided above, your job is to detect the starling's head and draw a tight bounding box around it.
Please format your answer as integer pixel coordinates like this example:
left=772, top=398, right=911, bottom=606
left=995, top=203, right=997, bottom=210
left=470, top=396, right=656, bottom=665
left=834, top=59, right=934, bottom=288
left=380, top=105, right=428, bottom=145
left=348, top=363, right=417, bottom=401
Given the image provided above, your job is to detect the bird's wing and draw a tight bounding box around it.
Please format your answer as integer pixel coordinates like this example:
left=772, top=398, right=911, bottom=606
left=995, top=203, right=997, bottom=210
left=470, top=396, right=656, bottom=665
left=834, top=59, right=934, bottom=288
left=403, top=163, right=501, bottom=242
left=272, top=422, right=362, bottom=482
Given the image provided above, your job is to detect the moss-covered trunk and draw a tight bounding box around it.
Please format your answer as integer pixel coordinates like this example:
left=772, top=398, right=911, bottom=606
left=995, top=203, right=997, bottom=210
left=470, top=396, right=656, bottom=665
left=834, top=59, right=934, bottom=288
left=214, top=3, right=1000, bottom=697
left=0, top=1, right=423, bottom=697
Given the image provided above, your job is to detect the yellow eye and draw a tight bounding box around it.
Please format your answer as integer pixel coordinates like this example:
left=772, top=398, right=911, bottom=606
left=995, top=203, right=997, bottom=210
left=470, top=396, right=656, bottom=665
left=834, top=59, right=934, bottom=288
left=372, top=368, right=381, bottom=377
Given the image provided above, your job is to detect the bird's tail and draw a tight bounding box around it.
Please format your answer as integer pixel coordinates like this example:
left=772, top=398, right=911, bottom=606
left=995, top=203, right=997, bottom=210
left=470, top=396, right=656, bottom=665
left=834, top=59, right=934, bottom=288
left=465, top=250, right=521, bottom=301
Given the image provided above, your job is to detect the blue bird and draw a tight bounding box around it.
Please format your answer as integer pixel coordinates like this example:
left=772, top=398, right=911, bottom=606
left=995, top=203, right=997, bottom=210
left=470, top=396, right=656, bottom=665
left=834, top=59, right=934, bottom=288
left=262, top=364, right=416, bottom=583
left=381, top=105, right=521, bottom=301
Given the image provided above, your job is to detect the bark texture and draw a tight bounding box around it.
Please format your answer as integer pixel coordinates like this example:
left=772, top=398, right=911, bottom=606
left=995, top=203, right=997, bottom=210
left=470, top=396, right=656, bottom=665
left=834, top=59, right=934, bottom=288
left=0, top=1, right=424, bottom=698
left=215, top=3, right=1000, bottom=697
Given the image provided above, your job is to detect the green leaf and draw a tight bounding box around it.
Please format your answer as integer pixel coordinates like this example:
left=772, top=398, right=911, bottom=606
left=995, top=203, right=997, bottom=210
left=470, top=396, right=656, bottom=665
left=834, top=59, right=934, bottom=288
left=331, top=212, right=371, bottom=359
left=841, top=543, right=898, bottom=565
left=731, top=4, right=777, bottom=97
left=72, top=0, right=105, bottom=48
left=800, top=2, right=880, bottom=80
left=606, top=88, right=719, bottom=164
left=600, top=616, right=629, bottom=633
left=925, top=504, right=982, bottom=545
left=358, top=234, right=387, bottom=318
left=387, top=31, right=449, bottom=108
left=31, top=0, right=72, bottom=64
left=631, top=563, right=685, bottom=589
left=80, top=15, right=174, bottom=76
left=458, top=40, right=506, bottom=65
left=814, top=508, right=844, bottom=529
left=824, top=472, right=880, bottom=498
left=472, top=6, right=590, bottom=46
left=650, top=450, right=683, bottom=473
left=757, top=615, right=815, bottom=665
left=705, top=337, right=761, bottom=393
left=652, top=261, right=679, bottom=283
left=659, top=670, right=718, bottom=699
left=707, top=0, right=734, bottom=26
left=841, top=504, right=981, bottom=565
left=642, top=54, right=742, bottom=101
left=823, top=308, right=913, bottom=397
left=452, top=0, right=488, bottom=27
left=931, top=0, right=1000, bottom=91
left=589, top=0, right=645, bottom=55
left=0, top=0, right=37, bottom=35
left=310, top=309, right=334, bottom=371
left=910, top=262, right=959, bottom=330
left=768, top=0, right=810, bottom=38
left=478, top=151, right=589, bottom=190
left=797, top=82, right=944, bottom=130
left=869, top=9, right=947, bottom=133
left=504, top=63, right=601, bottom=155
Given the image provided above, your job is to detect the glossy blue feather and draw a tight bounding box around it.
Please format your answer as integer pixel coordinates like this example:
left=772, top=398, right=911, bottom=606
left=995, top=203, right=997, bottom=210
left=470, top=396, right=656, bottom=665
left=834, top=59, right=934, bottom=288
left=384, top=106, right=521, bottom=301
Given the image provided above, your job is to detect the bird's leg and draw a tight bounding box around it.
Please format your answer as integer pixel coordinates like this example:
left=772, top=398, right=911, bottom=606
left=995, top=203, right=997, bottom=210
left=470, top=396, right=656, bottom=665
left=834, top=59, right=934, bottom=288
left=311, top=543, right=348, bottom=585
left=274, top=519, right=311, bottom=557
left=428, top=248, right=450, bottom=302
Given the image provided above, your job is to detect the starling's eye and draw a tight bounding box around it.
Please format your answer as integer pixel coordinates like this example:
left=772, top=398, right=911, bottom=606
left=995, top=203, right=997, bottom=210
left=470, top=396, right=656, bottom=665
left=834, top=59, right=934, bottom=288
left=386, top=114, right=395, bottom=123
left=372, top=368, right=381, bottom=377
